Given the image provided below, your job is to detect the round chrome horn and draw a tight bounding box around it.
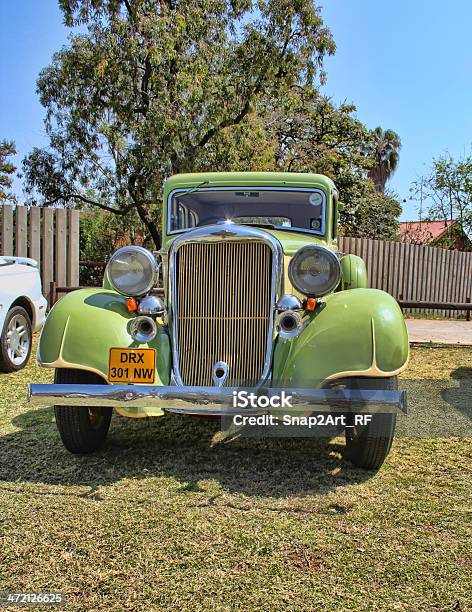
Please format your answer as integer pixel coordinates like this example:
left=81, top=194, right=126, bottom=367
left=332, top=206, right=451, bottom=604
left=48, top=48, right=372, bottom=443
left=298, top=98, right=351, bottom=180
left=129, top=316, right=158, bottom=343
left=278, top=311, right=302, bottom=338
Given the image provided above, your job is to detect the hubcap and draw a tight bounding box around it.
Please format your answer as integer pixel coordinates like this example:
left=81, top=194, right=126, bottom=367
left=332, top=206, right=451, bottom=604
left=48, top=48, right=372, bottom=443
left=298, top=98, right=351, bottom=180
left=6, top=313, right=30, bottom=366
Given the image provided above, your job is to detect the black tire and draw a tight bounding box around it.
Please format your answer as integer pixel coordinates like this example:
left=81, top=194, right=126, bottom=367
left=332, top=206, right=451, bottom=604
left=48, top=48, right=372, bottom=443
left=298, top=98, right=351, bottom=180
left=54, top=368, right=112, bottom=454
left=0, top=305, right=32, bottom=373
left=344, top=377, right=397, bottom=470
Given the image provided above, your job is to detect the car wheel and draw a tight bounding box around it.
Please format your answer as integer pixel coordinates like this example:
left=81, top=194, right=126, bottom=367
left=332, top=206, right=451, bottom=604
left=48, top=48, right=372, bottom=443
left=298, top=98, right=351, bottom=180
left=344, top=376, right=398, bottom=470
left=54, top=368, right=112, bottom=454
left=0, top=306, right=33, bottom=373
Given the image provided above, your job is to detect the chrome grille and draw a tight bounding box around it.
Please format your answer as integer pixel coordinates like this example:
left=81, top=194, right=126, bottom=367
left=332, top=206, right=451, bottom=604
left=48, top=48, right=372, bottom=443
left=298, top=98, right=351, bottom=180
left=174, top=241, right=272, bottom=386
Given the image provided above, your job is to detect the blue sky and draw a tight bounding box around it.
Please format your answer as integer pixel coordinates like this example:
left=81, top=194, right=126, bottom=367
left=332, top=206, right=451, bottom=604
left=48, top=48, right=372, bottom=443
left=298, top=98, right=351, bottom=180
left=1, top=1, right=471, bottom=221
left=320, top=0, right=472, bottom=219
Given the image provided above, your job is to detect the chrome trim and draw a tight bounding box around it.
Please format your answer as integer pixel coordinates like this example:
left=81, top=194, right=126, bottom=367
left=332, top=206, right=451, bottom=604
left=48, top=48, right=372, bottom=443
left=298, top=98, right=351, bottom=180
left=277, top=311, right=303, bottom=339
left=138, top=295, right=165, bottom=315
left=168, top=223, right=284, bottom=387
left=212, top=361, right=229, bottom=387
left=152, top=252, right=163, bottom=287
left=167, top=186, right=327, bottom=237
left=28, top=383, right=407, bottom=415
left=129, top=316, right=158, bottom=343
left=276, top=294, right=303, bottom=312
left=107, top=246, right=159, bottom=297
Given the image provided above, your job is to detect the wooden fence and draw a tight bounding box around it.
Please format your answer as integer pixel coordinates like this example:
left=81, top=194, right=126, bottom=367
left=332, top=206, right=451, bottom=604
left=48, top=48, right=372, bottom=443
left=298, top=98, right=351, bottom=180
left=0, top=204, right=80, bottom=304
left=338, top=236, right=472, bottom=318
left=1, top=205, right=470, bottom=318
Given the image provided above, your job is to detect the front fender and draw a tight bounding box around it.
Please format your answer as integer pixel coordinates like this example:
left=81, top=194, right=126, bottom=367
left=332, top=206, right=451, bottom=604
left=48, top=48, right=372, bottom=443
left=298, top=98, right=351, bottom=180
left=272, top=289, right=409, bottom=386
left=38, top=289, right=171, bottom=385
left=340, top=254, right=368, bottom=290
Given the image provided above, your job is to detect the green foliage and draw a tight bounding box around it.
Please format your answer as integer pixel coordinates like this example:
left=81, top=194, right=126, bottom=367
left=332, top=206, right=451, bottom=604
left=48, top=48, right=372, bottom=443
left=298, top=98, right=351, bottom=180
left=338, top=180, right=401, bottom=240
left=430, top=222, right=471, bottom=252
left=0, top=140, right=17, bottom=203
left=22, top=1, right=402, bottom=241
left=268, top=89, right=401, bottom=239
left=269, top=90, right=371, bottom=176
left=23, top=0, right=335, bottom=248
left=411, top=153, right=472, bottom=240
left=79, top=210, right=148, bottom=284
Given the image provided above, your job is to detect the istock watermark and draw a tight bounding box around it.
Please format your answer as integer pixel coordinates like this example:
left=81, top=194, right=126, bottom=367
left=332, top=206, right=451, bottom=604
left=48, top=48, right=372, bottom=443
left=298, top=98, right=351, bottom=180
left=232, top=413, right=373, bottom=428
left=232, top=390, right=293, bottom=408
left=221, top=379, right=472, bottom=439
left=224, top=389, right=379, bottom=438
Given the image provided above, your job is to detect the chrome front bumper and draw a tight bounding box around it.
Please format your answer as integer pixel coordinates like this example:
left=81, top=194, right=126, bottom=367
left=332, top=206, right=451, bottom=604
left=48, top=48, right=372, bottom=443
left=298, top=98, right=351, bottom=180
left=28, top=384, right=407, bottom=416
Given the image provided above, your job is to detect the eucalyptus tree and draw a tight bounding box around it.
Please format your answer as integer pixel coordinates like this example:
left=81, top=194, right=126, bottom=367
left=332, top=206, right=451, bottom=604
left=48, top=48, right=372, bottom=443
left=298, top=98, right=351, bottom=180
left=22, top=0, right=335, bottom=248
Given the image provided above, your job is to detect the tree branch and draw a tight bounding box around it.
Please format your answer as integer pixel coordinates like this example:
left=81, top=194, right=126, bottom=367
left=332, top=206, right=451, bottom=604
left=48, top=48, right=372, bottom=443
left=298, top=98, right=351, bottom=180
left=195, top=29, right=294, bottom=152
left=45, top=193, right=132, bottom=216
left=123, top=0, right=134, bottom=21
left=196, top=69, right=268, bottom=150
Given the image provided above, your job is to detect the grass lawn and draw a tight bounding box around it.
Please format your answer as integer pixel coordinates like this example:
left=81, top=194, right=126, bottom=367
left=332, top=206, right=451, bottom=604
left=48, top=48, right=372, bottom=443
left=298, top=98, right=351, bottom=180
left=0, top=342, right=470, bottom=611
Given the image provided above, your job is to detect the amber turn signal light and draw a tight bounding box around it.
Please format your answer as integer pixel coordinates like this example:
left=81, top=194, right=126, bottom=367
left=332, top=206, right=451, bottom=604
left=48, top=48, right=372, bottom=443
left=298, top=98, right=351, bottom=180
left=126, top=297, right=138, bottom=312
left=305, top=297, right=317, bottom=311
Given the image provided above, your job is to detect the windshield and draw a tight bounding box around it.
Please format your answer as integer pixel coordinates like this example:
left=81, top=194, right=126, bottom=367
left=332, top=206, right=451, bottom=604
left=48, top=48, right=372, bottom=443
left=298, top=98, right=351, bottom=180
left=167, top=187, right=326, bottom=236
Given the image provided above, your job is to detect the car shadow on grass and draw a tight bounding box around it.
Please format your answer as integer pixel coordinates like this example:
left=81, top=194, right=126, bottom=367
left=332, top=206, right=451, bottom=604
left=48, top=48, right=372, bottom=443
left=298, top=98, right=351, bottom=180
left=441, top=368, right=472, bottom=421
left=0, top=406, right=372, bottom=498
left=396, top=376, right=472, bottom=438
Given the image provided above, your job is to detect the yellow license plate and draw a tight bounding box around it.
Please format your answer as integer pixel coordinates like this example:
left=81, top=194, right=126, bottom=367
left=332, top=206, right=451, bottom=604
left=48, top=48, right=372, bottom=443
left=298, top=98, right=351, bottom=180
left=108, top=348, right=156, bottom=383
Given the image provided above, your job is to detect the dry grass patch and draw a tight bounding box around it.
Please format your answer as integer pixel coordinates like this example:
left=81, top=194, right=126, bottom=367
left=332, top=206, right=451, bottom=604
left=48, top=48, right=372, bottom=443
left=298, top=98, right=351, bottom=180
left=0, top=344, right=470, bottom=611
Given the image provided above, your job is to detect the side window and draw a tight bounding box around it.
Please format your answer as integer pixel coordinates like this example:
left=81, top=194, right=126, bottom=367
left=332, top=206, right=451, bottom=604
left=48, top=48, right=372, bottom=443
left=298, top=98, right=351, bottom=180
left=171, top=199, right=198, bottom=231
left=178, top=203, right=198, bottom=229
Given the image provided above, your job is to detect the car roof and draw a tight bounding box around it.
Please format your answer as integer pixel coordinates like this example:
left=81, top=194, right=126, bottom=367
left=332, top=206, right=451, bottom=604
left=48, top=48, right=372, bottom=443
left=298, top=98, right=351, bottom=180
left=163, top=172, right=335, bottom=193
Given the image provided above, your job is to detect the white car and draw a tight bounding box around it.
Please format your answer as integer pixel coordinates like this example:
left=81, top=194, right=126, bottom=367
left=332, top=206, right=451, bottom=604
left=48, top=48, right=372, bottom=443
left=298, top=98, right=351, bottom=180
left=0, top=256, right=48, bottom=372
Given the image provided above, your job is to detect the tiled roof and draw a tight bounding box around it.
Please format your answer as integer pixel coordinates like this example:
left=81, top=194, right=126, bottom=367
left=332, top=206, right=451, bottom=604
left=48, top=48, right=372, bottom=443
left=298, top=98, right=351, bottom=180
left=398, top=220, right=455, bottom=241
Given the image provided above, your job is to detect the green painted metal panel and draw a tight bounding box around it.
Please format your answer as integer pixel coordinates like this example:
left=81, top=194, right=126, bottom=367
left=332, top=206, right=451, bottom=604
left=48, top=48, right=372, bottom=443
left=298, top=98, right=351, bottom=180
left=38, top=289, right=171, bottom=385
left=340, top=254, right=368, bottom=290
left=272, top=288, right=409, bottom=386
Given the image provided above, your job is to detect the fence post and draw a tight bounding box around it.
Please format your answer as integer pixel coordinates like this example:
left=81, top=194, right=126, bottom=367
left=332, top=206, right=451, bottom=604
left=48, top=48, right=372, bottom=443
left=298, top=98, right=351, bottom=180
left=55, top=208, right=67, bottom=287
left=29, top=206, right=41, bottom=264
left=68, top=209, right=80, bottom=286
left=42, top=208, right=54, bottom=304
left=1, top=204, right=13, bottom=255
left=15, top=206, right=28, bottom=257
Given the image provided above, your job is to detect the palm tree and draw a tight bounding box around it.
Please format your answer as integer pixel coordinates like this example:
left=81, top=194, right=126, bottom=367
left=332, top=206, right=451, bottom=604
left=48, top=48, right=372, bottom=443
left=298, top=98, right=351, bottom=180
left=367, top=127, right=401, bottom=192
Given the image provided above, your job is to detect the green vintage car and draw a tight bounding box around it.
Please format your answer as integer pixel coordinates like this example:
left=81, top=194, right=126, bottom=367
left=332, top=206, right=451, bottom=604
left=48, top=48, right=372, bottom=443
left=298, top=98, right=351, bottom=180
left=29, top=172, right=409, bottom=469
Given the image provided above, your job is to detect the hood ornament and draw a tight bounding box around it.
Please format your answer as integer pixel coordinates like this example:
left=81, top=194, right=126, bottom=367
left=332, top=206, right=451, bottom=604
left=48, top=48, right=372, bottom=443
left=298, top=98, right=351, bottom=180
left=212, top=361, right=229, bottom=387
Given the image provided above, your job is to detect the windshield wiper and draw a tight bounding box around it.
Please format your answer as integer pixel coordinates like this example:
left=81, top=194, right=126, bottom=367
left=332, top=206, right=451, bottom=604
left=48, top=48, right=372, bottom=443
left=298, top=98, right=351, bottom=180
left=174, top=180, right=210, bottom=199
left=235, top=221, right=277, bottom=229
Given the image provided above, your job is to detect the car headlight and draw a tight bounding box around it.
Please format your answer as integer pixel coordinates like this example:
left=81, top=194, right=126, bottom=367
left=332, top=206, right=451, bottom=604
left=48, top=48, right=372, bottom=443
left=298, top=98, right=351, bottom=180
left=288, top=245, right=341, bottom=297
left=107, top=246, right=158, bottom=297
